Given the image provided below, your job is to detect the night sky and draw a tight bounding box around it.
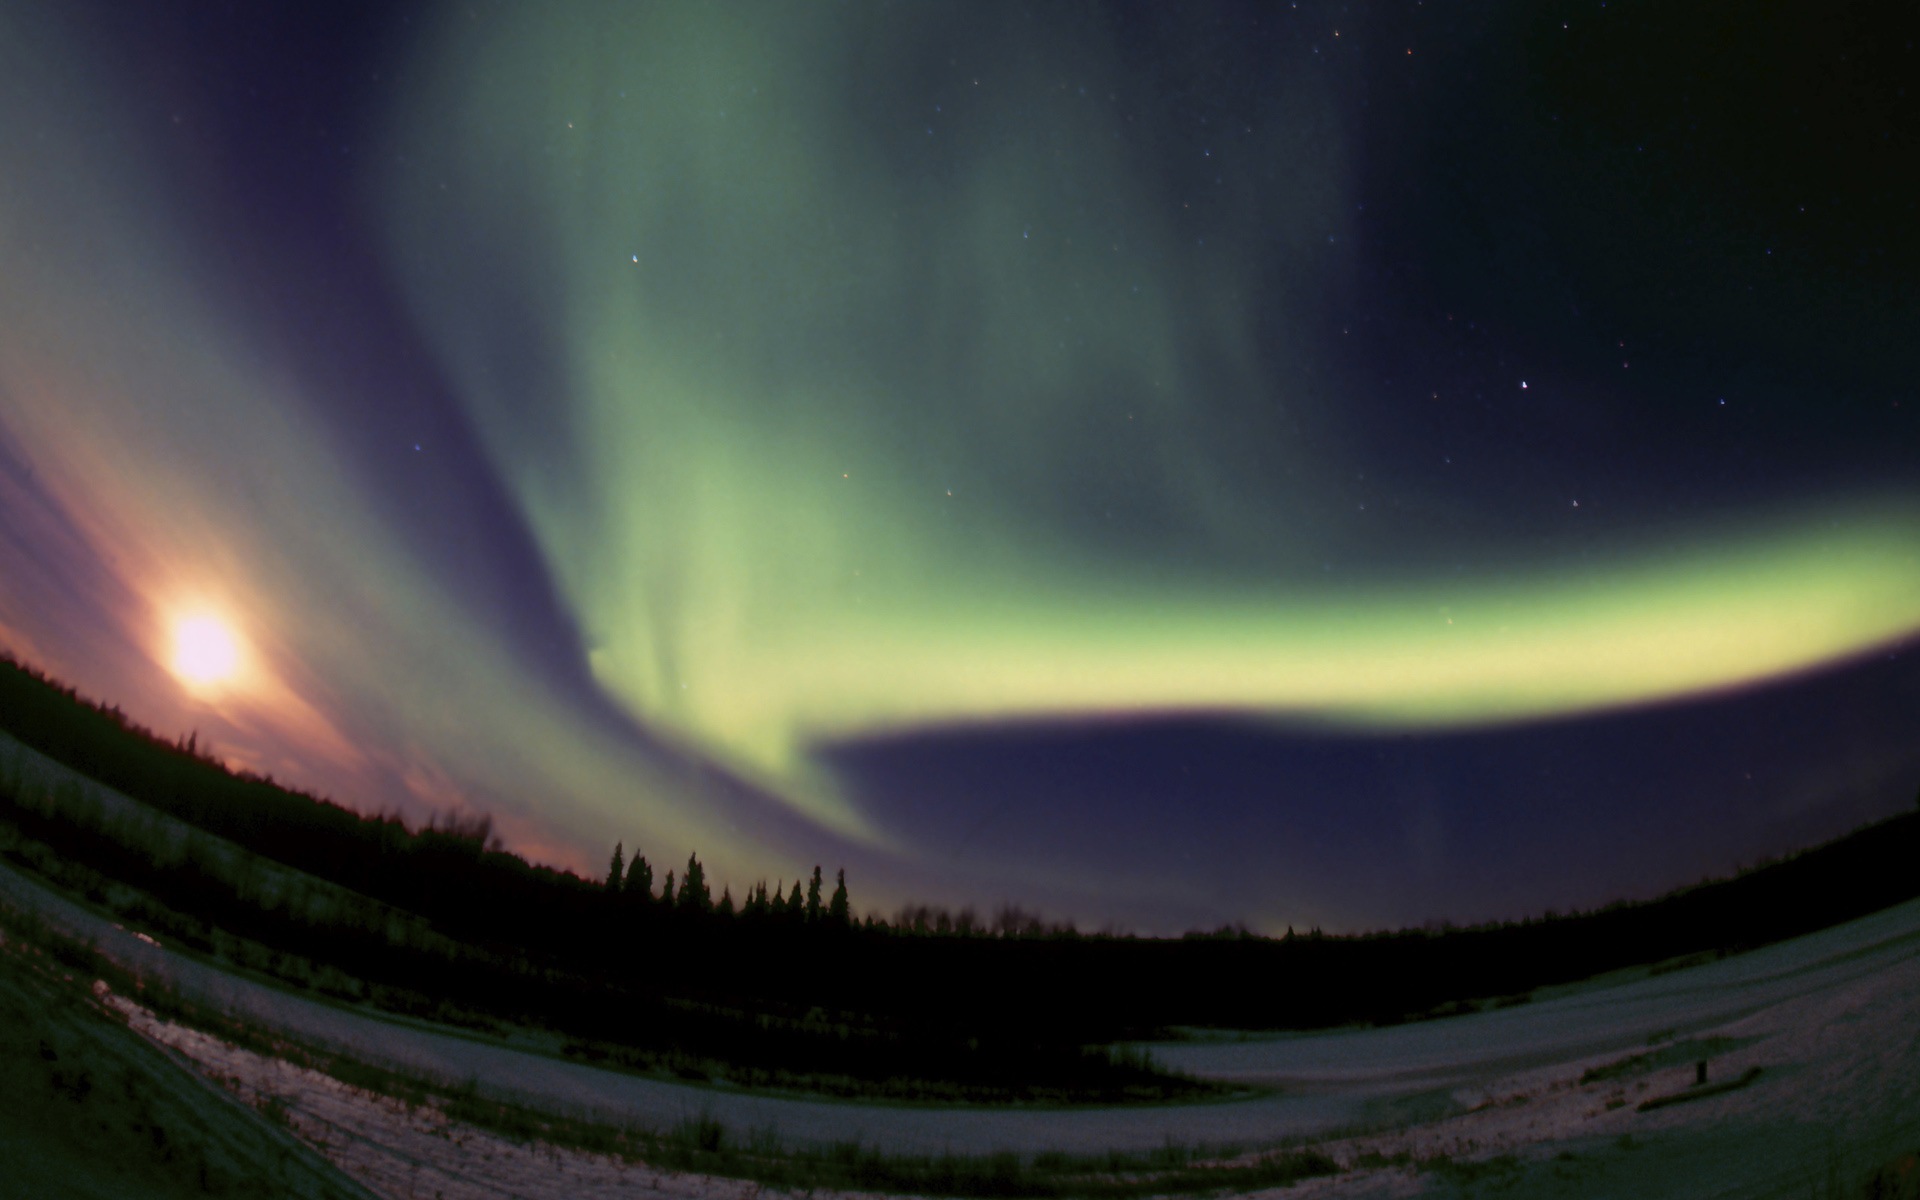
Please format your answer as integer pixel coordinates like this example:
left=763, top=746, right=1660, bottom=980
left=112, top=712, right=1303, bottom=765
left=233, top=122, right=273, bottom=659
left=2, top=1, right=1916, bottom=934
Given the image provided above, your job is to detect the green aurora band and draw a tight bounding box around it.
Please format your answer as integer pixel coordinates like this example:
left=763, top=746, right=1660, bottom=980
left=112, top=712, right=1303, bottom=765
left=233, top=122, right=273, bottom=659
left=0, top=13, right=731, bottom=870
left=381, top=5, right=1920, bottom=844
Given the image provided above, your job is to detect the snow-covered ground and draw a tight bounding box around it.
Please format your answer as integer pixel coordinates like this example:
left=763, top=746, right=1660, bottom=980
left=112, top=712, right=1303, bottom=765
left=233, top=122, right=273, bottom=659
left=59, top=877, right=1920, bottom=1198
left=5, top=731, right=1919, bottom=1195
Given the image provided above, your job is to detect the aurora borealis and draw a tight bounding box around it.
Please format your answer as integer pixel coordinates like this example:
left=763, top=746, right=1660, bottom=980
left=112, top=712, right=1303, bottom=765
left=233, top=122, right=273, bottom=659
left=2, top=2, right=1916, bottom=932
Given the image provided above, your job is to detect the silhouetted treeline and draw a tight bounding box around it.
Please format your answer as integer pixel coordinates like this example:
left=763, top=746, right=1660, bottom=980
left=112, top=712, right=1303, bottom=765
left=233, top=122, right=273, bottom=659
left=6, top=651, right=1920, bottom=1064
left=599, top=841, right=854, bottom=929
left=576, top=792, right=1920, bottom=1040
left=0, top=659, right=1216, bottom=1099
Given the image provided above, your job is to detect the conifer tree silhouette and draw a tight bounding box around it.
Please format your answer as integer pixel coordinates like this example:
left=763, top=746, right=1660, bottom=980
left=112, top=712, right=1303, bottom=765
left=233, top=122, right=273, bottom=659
left=606, top=842, right=625, bottom=894
left=829, top=868, right=850, bottom=927
left=787, top=879, right=804, bottom=915
left=680, top=853, right=712, bottom=913
left=625, top=852, right=653, bottom=903
left=806, top=865, right=824, bottom=923
left=661, top=868, right=675, bottom=906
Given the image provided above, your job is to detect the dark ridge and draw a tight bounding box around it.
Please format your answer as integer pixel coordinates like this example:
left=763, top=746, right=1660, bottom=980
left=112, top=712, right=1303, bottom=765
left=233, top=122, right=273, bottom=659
left=3, top=650, right=1918, bottom=1094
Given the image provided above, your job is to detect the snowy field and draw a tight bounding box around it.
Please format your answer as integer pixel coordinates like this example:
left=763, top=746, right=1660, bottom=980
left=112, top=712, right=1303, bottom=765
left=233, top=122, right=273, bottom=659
left=4, top=732, right=1919, bottom=1195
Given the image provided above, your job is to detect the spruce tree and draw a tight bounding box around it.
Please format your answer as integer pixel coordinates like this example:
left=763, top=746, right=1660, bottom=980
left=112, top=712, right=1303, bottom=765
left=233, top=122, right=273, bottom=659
left=828, top=868, right=850, bottom=927
left=787, top=879, right=804, bottom=915
left=769, top=881, right=787, bottom=917
left=717, top=886, right=735, bottom=918
left=625, top=853, right=653, bottom=903
left=806, top=865, right=824, bottom=923
left=681, top=853, right=712, bottom=913
left=606, top=842, right=625, bottom=893
left=661, top=868, right=675, bottom=907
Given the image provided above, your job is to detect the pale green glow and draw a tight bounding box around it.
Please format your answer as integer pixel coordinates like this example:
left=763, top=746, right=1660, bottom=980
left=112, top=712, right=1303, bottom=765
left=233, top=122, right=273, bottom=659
left=380, top=5, right=1920, bottom=843
left=594, top=501, right=1920, bottom=825
left=0, top=16, right=754, bottom=880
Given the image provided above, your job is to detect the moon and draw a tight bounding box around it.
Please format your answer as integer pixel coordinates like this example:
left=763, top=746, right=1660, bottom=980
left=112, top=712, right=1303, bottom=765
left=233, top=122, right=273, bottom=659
left=171, top=614, right=241, bottom=688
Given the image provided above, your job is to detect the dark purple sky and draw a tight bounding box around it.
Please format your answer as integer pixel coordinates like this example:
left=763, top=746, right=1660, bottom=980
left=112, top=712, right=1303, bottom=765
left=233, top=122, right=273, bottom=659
left=2, top=1, right=1916, bottom=932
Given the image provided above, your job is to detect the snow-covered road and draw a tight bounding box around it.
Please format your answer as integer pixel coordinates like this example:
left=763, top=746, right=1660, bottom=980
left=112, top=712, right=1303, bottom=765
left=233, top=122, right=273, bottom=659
left=6, top=731, right=1920, bottom=1196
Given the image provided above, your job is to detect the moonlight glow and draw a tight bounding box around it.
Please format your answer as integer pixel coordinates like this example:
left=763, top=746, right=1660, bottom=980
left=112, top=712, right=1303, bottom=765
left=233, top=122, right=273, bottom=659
left=1, top=2, right=1916, bottom=932
left=171, top=614, right=241, bottom=688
